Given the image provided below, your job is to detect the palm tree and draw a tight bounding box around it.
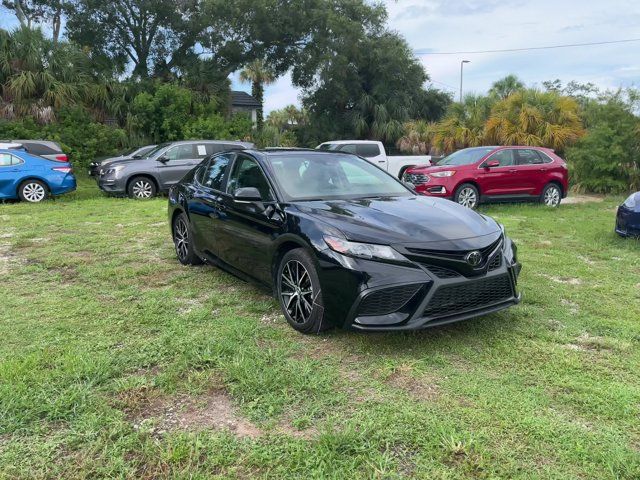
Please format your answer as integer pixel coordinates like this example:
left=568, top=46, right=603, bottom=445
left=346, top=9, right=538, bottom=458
left=431, top=94, right=495, bottom=153
left=485, top=89, right=584, bottom=153
left=489, top=74, right=525, bottom=99
left=239, top=59, right=276, bottom=130
left=0, top=27, right=108, bottom=123
left=397, top=120, right=435, bottom=154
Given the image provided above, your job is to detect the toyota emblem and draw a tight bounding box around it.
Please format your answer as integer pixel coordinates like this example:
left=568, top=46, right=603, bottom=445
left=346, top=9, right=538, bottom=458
left=465, top=251, right=482, bottom=267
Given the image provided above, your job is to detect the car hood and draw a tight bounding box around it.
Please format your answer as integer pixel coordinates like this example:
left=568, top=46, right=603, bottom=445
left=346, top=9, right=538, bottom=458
left=410, top=164, right=464, bottom=174
left=295, top=195, right=501, bottom=247
left=104, top=157, right=151, bottom=167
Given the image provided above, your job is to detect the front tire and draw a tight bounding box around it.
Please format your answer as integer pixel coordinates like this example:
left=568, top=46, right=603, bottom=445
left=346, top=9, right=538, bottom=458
left=18, top=180, right=48, bottom=203
left=541, top=183, right=561, bottom=207
left=172, top=213, right=203, bottom=265
left=128, top=176, right=157, bottom=199
left=454, top=183, right=479, bottom=209
left=277, top=249, right=331, bottom=334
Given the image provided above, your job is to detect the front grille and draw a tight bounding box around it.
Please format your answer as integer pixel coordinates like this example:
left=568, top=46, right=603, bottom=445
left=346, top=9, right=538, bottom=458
left=407, top=236, right=503, bottom=262
left=404, top=173, right=430, bottom=185
left=357, top=284, right=422, bottom=316
left=488, top=254, right=502, bottom=271
left=422, top=275, right=513, bottom=318
left=420, top=264, right=461, bottom=278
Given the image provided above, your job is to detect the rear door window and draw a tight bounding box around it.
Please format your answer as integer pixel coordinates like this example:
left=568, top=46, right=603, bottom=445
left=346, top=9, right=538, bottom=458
left=201, top=153, right=233, bottom=191
left=338, top=144, right=358, bottom=154
left=515, top=149, right=543, bottom=165
left=356, top=143, right=381, bottom=158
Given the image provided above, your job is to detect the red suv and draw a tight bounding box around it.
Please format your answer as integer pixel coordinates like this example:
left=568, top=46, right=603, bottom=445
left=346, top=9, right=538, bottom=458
left=403, top=146, right=568, bottom=209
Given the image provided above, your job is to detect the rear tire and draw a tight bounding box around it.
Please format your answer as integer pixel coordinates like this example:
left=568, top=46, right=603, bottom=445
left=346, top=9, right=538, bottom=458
left=128, top=176, right=157, bottom=199
left=454, top=183, right=479, bottom=209
left=18, top=179, right=48, bottom=203
left=277, top=248, right=331, bottom=334
left=172, top=213, right=203, bottom=265
left=541, top=183, right=562, bottom=207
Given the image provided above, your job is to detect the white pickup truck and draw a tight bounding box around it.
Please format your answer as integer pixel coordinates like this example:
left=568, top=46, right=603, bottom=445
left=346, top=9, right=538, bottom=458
left=316, top=140, right=431, bottom=178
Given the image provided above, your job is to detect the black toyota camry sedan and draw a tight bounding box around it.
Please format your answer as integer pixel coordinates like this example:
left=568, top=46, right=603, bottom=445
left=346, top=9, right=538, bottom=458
left=168, top=149, right=521, bottom=333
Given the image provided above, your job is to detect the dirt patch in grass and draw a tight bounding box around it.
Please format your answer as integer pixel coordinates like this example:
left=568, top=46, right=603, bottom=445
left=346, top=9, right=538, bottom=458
left=563, top=194, right=605, bottom=205
left=541, top=274, right=582, bottom=285
left=125, top=387, right=262, bottom=438
left=563, top=333, right=618, bottom=352
left=386, top=365, right=441, bottom=401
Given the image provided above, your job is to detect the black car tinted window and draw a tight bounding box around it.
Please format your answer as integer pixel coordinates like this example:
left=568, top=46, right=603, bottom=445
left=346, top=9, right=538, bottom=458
left=227, top=155, right=273, bottom=200
left=202, top=153, right=233, bottom=191
left=516, top=149, right=544, bottom=165
left=356, top=143, right=381, bottom=158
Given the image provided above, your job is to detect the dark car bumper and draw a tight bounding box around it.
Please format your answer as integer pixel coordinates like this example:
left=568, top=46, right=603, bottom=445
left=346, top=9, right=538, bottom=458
left=616, top=205, right=640, bottom=237
left=316, top=238, right=521, bottom=331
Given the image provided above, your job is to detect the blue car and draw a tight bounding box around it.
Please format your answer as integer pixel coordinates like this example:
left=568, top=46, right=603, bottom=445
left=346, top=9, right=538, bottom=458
left=0, top=149, right=76, bottom=202
left=616, top=192, right=640, bottom=238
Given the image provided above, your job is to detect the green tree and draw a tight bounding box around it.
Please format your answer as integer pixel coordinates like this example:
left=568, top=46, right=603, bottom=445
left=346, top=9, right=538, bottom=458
left=431, top=94, right=495, bottom=153
left=485, top=89, right=583, bottom=153
left=302, top=30, right=427, bottom=143
left=488, top=74, right=525, bottom=100
left=239, top=60, right=275, bottom=130
left=567, top=90, right=640, bottom=193
left=0, top=27, right=112, bottom=122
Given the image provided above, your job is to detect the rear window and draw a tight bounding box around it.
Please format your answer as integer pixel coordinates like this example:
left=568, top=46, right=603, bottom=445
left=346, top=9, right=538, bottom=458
left=20, top=142, right=62, bottom=155
left=356, top=144, right=381, bottom=158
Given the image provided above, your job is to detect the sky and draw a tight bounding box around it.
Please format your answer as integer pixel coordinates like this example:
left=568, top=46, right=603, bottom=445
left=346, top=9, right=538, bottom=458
left=3, top=0, right=639, bottom=114
left=251, top=0, right=640, bottom=113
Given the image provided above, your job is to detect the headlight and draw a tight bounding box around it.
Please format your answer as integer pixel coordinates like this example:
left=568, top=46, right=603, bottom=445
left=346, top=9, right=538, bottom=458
left=103, top=166, right=124, bottom=175
left=323, top=235, right=406, bottom=262
left=430, top=170, right=456, bottom=178
left=623, top=193, right=637, bottom=209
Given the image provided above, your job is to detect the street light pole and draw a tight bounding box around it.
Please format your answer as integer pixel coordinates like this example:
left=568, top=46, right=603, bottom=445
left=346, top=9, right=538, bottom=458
left=459, top=60, right=470, bottom=103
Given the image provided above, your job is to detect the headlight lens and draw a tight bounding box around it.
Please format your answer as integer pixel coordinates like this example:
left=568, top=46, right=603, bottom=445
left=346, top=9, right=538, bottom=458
left=623, top=193, right=637, bottom=209
left=103, top=166, right=124, bottom=175
left=324, top=235, right=406, bottom=261
left=430, top=170, right=456, bottom=178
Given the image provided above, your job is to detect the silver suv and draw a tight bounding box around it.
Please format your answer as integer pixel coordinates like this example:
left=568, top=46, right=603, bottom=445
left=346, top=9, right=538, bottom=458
left=97, top=140, right=254, bottom=198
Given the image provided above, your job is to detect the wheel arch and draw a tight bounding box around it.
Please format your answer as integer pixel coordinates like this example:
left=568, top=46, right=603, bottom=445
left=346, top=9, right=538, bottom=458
left=398, top=165, right=416, bottom=179
left=17, top=176, right=51, bottom=196
left=454, top=180, right=481, bottom=197
left=270, top=237, right=312, bottom=290
left=126, top=173, right=160, bottom=194
left=545, top=179, right=564, bottom=197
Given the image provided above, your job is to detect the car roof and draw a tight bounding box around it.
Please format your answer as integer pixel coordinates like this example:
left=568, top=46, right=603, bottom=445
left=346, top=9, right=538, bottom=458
left=317, top=140, right=380, bottom=145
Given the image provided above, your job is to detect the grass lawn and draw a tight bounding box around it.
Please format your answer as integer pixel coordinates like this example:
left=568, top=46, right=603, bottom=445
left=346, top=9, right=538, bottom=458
left=1, top=176, right=639, bottom=479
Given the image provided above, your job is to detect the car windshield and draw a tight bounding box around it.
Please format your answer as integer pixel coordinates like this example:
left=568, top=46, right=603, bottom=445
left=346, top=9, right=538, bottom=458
left=268, top=153, right=411, bottom=201
left=438, top=147, right=495, bottom=166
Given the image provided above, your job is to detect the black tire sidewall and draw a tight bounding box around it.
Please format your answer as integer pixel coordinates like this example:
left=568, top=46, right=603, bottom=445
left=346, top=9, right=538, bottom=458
left=18, top=179, right=48, bottom=202
left=173, top=212, right=202, bottom=265
left=454, top=183, right=479, bottom=209
left=277, top=248, right=327, bottom=334
left=128, top=176, right=157, bottom=199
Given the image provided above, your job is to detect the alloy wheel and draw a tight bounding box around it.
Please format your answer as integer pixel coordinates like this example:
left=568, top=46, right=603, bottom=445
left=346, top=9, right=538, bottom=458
left=457, top=187, right=478, bottom=209
left=22, top=182, right=46, bottom=202
left=132, top=180, right=153, bottom=198
left=280, top=260, right=314, bottom=324
left=174, top=217, right=189, bottom=261
left=544, top=186, right=561, bottom=207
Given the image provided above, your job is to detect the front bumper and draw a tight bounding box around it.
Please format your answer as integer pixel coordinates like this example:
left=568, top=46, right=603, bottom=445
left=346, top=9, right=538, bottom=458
left=317, top=236, right=522, bottom=331
left=403, top=172, right=454, bottom=198
left=615, top=206, right=640, bottom=237
left=97, top=175, right=127, bottom=194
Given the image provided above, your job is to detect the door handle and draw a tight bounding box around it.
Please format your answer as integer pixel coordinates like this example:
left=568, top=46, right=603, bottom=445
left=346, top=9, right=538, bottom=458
left=509, top=169, right=517, bottom=173
left=540, top=168, right=547, bottom=172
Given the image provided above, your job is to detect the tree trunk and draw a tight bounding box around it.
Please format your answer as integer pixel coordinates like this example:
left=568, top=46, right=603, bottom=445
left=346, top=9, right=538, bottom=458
left=252, top=80, right=264, bottom=131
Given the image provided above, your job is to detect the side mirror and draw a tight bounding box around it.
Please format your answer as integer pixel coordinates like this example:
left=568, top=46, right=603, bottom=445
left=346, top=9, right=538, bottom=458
left=157, top=155, right=169, bottom=163
left=234, top=187, right=263, bottom=201
left=485, top=160, right=500, bottom=168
